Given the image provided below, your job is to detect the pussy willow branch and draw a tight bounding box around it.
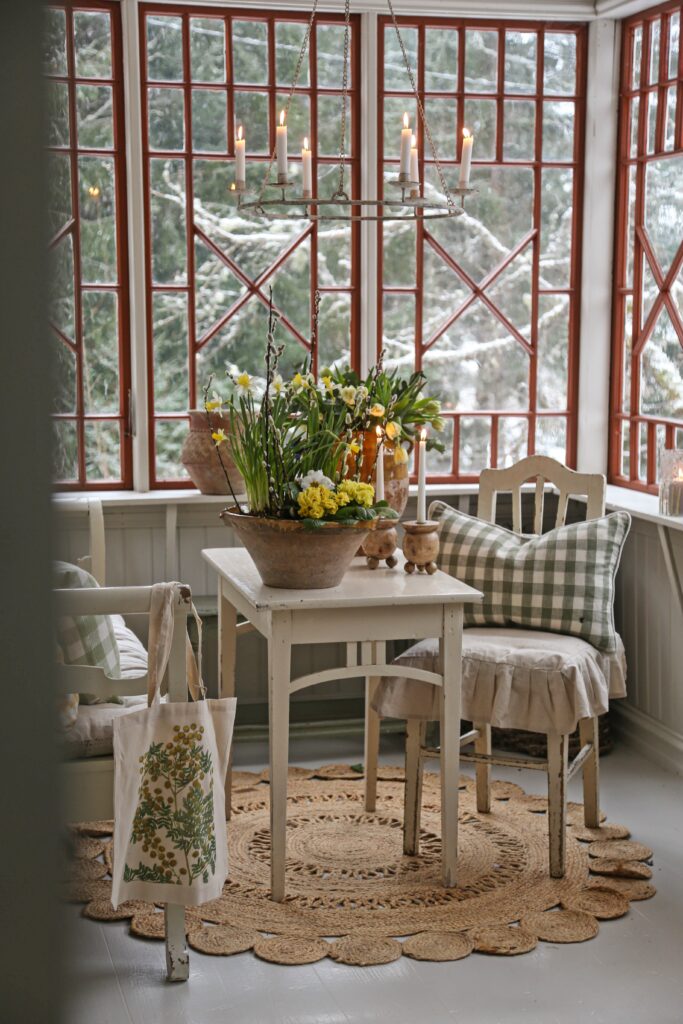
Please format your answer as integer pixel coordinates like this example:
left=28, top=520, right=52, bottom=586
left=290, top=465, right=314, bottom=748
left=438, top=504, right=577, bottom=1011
left=202, top=378, right=243, bottom=513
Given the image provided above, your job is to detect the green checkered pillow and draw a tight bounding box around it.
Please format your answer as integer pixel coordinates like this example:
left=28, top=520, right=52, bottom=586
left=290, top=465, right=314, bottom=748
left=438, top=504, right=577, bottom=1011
left=54, top=561, right=121, bottom=697
left=431, top=502, right=631, bottom=653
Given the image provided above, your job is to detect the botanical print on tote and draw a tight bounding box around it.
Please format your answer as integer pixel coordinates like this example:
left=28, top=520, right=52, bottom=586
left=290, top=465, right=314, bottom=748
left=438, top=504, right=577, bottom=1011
left=124, top=723, right=217, bottom=886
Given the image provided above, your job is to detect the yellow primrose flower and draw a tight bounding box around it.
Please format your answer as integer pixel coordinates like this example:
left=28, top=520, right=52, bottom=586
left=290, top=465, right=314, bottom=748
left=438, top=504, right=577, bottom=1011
left=385, top=420, right=401, bottom=441
left=340, top=385, right=357, bottom=406
left=338, top=479, right=374, bottom=508
left=297, top=484, right=339, bottom=519
left=393, top=444, right=409, bottom=465
left=212, top=429, right=228, bottom=446
left=369, top=403, right=386, bottom=418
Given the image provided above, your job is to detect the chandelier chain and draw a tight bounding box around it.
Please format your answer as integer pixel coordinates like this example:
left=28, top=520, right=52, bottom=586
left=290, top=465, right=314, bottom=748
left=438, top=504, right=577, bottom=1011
left=256, top=0, right=319, bottom=207
left=335, top=0, right=351, bottom=199
left=386, top=0, right=455, bottom=210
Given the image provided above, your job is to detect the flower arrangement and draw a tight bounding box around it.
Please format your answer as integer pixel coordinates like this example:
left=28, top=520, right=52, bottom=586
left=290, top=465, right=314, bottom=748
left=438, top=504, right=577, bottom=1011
left=205, top=293, right=398, bottom=529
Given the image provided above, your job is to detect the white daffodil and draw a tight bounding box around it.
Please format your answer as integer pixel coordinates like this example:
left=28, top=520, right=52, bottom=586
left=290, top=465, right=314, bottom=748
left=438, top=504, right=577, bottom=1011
left=356, top=385, right=369, bottom=401
left=269, top=373, right=285, bottom=398
left=299, top=469, right=335, bottom=490
left=212, top=428, right=228, bottom=446
left=340, top=385, right=357, bottom=406
left=234, top=371, right=255, bottom=398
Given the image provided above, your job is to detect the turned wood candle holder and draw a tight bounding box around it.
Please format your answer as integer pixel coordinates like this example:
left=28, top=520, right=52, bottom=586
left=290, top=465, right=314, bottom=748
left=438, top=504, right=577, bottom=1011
left=402, top=520, right=439, bottom=574
left=364, top=518, right=399, bottom=569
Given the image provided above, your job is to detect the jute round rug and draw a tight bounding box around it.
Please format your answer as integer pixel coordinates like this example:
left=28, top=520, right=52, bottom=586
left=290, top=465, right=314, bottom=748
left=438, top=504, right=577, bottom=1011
left=67, top=765, right=655, bottom=966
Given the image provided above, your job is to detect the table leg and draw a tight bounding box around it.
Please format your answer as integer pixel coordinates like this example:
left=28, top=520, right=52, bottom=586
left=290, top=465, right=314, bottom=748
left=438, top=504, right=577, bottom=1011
left=363, top=640, right=383, bottom=812
left=218, top=585, right=237, bottom=820
left=268, top=611, right=292, bottom=902
left=440, top=604, right=463, bottom=888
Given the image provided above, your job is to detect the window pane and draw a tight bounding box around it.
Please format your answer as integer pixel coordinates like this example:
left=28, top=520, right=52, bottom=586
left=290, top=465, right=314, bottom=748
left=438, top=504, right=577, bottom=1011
left=383, top=293, right=415, bottom=370
left=543, top=33, right=576, bottom=95
left=192, top=89, right=227, bottom=152
left=464, top=30, right=498, bottom=92
left=190, top=18, right=226, bottom=83
left=669, top=13, right=679, bottom=80
left=540, top=167, right=574, bottom=288
left=234, top=92, right=269, bottom=154
left=47, top=81, right=70, bottom=147
left=383, top=96, right=418, bottom=160
left=645, top=155, right=683, bottom=273
left=155, top=420, right=188, bottom=481
left=53, top=420, right=79, bottom=482
left=503, top=100, right=535, bottom=160
left=459, top=417, right=490, bottom=473
left=52, top=337, right=77, bottom=414
left=382, top=218, right=416, bottom=287
left=46, top=152, right=72, bottom=238
left=429, top=418, right=455, bottom=475
left=276, top=22, right=309, bottom=87
left=317, top=292, right=351, bottom=369
left=504, top=31, right=537, bottom=94
left=277, top=92, right=311, bottom=152
left=148, top=87, right=185, bottom=151
left=640, top=309, right=683, bottom=418
left=49, top=233, right=75, bottom=339
left=498, top=417, right=529, bottom=466
left=543, top=101, right=574, bottom=161
left=82, top=291, right=119, bottom=413
left=535, top=417, right=567, bottom=461
left=79, top=156, right=117, bottom=283
left=74, top=11, right=112, bottom=79
left=194, top=237, right=243, bottom=338
left=76, top=85, right=114, bottom=149
left=153, top=292, right=189, bottom=413
left=424, top=97, right=458, bottom=159
left=85, top=421, right=120, bottom=481
left=44, top=8, right=67, bottom=76
left=649, top=19, right=661, bottom=84
left=463, top=98, right=496, bottom=159
left=425, top=28, right=458, bottom=91
left=537, top=293, right=569, bottom=410
left=146, top=15, right=183, bottom=82
left=317, top=24, right=351, bottom=89
left=232, top=21, right=268, bottom=85
left=318, top=223, right=351, bottom=287
left=150, top=158, right=186, bottom=285
left=632, top=26, right=643, bottom=89
left=384, top=24, right=416, bottom=91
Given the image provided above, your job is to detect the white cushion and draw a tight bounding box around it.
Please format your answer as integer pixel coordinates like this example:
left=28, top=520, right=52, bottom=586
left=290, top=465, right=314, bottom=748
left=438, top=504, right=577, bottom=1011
left=111, top=615, right=148, bottom=678
left=372, top=627, right=627, bottom=735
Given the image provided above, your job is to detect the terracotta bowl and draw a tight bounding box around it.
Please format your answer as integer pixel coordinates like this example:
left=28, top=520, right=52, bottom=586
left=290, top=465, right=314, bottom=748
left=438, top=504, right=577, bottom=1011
left=220, top=507, right=375, bottom=589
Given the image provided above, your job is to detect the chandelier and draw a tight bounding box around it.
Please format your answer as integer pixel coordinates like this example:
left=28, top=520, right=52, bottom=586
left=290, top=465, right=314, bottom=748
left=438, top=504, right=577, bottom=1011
left=230, top=0, right=476, bottom=222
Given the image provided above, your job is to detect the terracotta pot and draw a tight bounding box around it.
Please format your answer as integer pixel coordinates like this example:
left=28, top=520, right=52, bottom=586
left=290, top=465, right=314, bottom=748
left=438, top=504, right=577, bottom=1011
left=180, top=410, right=244, bottom=496
left=220, top=507, right=375, bottom=589
left=355, top=430, right=410, bottom=517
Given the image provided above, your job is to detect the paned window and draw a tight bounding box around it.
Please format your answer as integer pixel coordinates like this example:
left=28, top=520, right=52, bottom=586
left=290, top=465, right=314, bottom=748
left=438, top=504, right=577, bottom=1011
left=140, top=6, right=361, bottom=484
left=45, top=2, right=131, bottom=488
left=378, top=18, right=586, bottom=480
left=610, top=2, right=683, bottom=491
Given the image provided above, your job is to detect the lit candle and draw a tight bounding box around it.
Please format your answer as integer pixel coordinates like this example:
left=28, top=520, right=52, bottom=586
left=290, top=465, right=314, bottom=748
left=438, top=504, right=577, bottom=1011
left=235, top=124, right=246, bottom=187
left=375, top=426, right=385, bottom=503
left=417, top=428, right=427, bottom=524
left=276, top=109, right=288, bottom=181
left=459, top=127, right=474, bottom=188
left=399, top=111, right=412, bottom=180
left=409, top=134, right=419, bottom=184
left=302, top=136, right=312, bottom=197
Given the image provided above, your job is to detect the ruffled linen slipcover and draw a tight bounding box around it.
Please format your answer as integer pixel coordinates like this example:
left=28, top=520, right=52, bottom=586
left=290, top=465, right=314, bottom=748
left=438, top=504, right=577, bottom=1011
left=372, top=627, right=627, bottom=736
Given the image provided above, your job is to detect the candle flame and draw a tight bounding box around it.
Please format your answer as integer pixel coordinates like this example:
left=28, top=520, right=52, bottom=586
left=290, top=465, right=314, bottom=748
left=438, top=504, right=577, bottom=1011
left=676, top=468, right=683, bottom=481
left=88, top=185, right=100, bottom=198
left=462, top=127, right=472, bottom=139
left=403, top=111, right=410, bottom=129
left=303, top=136, right=309, bottom=150
left=230, top=182, right=236, bottom=191
left=420, top=427, right=428, bottom=441
left=376, top=425, right=383, bottom=439
left=237, top=124, right=243, bottom=141
left=279, top=109, right=286, bottom=127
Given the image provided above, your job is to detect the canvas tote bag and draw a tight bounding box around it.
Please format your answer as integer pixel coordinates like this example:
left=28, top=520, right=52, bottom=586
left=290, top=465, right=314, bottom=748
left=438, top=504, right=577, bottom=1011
left=111, top=584, right=236, bottom=909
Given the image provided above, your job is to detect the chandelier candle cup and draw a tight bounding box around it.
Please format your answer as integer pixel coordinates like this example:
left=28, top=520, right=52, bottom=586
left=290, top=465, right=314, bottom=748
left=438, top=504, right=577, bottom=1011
left=459, top=128, right=474, bottom=188
left=400, top=112, right=412, bottom=182
left=235, top=125, right=246, bottom=190
left=302, top=137, right=313, bottom=199
left=276, top=110, right=288, bottom=184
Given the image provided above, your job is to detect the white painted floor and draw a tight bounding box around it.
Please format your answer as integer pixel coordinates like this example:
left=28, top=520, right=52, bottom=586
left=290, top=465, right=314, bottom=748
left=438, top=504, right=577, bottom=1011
left=66, top=736, right=683, bottom=1024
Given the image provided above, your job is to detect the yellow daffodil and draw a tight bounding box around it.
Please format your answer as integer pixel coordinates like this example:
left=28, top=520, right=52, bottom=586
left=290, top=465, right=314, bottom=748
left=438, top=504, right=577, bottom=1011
left=205, top=399, right=222, bottom=411
left=385, top=419, right=401, bottom=441
left=340, top=385, right=357, bottom=406
left=212, top=429, right=228, bottom=446
left=369, top=403, right=386, bottom=418
left=269, top=373, right=284, bottom=397
left=346, top=441, right=360, bottom=455
left=321, top=375, right=336, bottom=395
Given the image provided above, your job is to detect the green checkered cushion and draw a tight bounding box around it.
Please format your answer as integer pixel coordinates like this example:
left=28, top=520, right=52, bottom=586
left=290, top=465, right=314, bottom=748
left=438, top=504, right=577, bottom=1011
left=431, top=502, right=631, bottom=653
left=54, top=562, right=121, bottom=692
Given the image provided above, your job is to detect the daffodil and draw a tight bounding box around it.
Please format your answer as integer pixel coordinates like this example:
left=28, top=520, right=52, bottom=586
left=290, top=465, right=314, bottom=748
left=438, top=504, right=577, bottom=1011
left=369, top=403, right=386, bottom=418
left=385, top=419, right=401, bottom=441
left=269, top=373, right=284, bottom=397
left=233, top=371, right=254, bottom=398
left=346, top=441, right=360, bottom=455
left=205, top=398, right=222, bottom=412
left=321, top=375, right=337, bottom=395
left=212, top=428, right=228, bottom=446
left=393, top=444, right=409, bottom=465
left=340, top=385, right=357, bottom=406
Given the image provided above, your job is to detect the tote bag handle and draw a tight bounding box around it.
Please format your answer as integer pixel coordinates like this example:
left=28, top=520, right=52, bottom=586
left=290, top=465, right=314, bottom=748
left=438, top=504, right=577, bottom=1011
left=146, top=583, right=206, bottom=707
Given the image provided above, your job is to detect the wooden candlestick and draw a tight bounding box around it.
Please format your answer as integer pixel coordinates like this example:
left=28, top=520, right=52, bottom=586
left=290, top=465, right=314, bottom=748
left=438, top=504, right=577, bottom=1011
left=364, top=518, right=398, bottom=569
left=402, top=520, right=439, bottom=574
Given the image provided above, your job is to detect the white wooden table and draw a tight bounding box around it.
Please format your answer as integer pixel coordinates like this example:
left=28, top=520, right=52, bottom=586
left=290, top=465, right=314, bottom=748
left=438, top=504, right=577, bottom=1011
left=202, top=547, right=482, bottom=902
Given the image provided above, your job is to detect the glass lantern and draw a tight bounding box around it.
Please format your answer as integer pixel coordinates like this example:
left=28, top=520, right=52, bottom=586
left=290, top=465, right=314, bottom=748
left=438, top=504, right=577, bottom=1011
left=659, top=449, right=683, bottom=517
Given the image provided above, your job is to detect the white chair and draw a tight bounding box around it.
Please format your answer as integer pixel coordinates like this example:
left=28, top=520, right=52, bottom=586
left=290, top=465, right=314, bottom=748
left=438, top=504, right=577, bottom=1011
left=56, top=502, right=194, bottom=981
left=370, top=456, right=627, bottom=878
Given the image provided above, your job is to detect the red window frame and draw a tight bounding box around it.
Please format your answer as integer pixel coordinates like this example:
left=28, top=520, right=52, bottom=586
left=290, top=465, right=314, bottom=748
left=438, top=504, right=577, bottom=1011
left=378, top=17, right=587, bottom=482
left=609, top=0, right=683, bottom=493
left=140, top=4, right=361, bottom=488
left=48, top=0, right=132, bottom=490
